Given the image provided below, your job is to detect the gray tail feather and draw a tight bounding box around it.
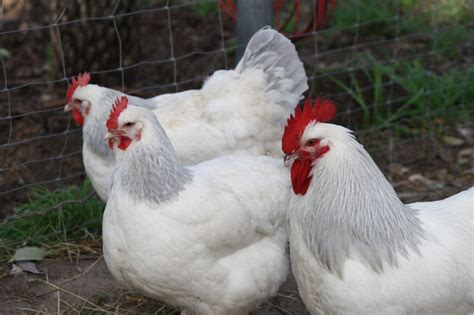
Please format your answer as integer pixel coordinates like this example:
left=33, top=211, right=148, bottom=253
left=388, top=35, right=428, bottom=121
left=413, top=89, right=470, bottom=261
left=235, top=26, right=308, bottom=109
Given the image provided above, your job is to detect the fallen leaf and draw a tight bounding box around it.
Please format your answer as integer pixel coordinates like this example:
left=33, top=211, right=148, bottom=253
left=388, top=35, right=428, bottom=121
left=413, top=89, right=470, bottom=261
left=9, top=246, right=48, bottom=263
left=464, top=168, right=474, bottom=175
left=456, top=125, right=473, bottom=143
left=10, top=263, right=23, bottom=275
left=388, top=163, right=410, bottom=177
left=408, top=174, right=435, bottom=186
left=458, top=148, right=474, bottom=157
left=10, top=261, right=42, bottom=275
left=457, top=148, right=474, bottom=165
left=442, top=136, right=464, bottom=146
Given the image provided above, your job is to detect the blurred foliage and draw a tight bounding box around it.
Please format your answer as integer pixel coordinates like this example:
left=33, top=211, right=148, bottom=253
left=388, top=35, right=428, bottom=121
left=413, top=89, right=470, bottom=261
left=330, top=0, right=473, bottom=35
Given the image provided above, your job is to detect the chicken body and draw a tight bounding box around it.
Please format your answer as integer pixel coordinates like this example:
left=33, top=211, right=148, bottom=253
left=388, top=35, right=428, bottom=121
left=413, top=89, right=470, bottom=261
left=282, top=105, right=474, bottom=314
left=290, top=188, right=474, bottom=314
left=103, top=104, right=290, bottom=314
left=68, top=28, right=307, bottom=201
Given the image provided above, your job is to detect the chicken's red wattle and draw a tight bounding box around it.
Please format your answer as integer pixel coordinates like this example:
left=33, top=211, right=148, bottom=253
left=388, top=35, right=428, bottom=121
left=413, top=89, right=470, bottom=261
left=291, top=158, right=313, bottom=195
left=118, top=136, right=132, bottom=151
left=72, top=107, right=84, bottom=126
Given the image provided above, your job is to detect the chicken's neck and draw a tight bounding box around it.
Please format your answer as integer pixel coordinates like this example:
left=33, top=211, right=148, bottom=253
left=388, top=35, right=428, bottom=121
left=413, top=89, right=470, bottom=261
left=292, top=135, right=424, bottom=275
left=83, top=117, right=113, bottom=159
left=82, top=88, right=120, bottom=159
left=113, top=121, right=192, bottom=205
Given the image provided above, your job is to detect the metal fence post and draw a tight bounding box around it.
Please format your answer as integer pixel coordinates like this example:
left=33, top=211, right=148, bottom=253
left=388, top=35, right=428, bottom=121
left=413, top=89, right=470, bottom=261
left=236, top=0, right=273, bottom=61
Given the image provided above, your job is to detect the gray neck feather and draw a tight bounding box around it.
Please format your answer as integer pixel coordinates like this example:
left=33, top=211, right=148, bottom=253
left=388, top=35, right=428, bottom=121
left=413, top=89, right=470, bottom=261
left=83, top=114, right=114, bottom=160
left=114, top=119, right=192, bottom=205
left=82, top=88, right=119, bottom=159
left=294, top=135, right=424, bottom=276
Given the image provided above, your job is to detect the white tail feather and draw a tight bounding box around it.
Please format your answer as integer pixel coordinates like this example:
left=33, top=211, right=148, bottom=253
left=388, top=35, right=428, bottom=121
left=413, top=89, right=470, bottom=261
left=235, top=27, right=308, bottom=110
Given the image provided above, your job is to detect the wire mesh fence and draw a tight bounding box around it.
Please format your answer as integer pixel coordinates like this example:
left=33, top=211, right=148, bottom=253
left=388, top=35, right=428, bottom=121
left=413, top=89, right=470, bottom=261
left=0, top=0, right=472, bottom=246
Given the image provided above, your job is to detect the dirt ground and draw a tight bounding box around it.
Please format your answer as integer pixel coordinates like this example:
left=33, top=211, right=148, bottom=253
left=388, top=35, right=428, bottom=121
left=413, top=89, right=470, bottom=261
left=0, top=253, right=308, bottom=314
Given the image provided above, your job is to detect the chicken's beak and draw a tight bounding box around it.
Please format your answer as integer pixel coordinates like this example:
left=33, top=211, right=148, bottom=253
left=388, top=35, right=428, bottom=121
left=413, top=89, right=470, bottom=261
left=284, top=154, right=295, bottom=168
left=105, top=131, right=117, bottom=149
left=64, top=103, right=74, bottom=112
left=105, top=131, right=115, bottom=141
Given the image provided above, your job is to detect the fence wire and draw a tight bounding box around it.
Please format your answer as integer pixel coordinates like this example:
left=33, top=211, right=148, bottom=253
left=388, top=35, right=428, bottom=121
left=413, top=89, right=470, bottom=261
left=0, top=0, right=472, bottom=224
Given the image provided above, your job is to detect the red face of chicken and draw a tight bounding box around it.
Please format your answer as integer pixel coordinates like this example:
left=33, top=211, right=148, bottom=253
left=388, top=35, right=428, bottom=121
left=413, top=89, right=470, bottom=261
left=105, top=96, right=142, bottom=151
left=282, top=97, right=336, bottom=195
left=64, top=72, right=91, bottom=126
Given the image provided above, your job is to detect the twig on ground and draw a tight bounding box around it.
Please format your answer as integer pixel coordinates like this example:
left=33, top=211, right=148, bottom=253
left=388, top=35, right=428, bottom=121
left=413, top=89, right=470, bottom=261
left=264, top=301, right=293, bottom=315
left=35, top=255, right=103, bottom=298
left=57, top=290, right=60, bottom=314
left=276, top=292, right=300, bottom=301
left=38, top=278, right=108, bottom=313
left=60, top=297, right=82, bottom=314
left=17, top=307, right=46, bottom=314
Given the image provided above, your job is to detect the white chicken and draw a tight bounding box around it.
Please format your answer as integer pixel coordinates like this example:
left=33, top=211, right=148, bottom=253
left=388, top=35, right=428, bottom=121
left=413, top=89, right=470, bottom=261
left=64, top=27, right=307, bottom=201
left=282, top=98, right=474, bottom=314
left=102, top=96, right=290, bottom=314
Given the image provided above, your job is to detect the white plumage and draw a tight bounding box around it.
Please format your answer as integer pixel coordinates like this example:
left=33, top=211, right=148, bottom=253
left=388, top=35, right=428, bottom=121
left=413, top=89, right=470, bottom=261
left=66, top=27, right=307, bottom=201
left=284, top=116, right=474, bottom=314
left=103, top=103, right=290, bottom=314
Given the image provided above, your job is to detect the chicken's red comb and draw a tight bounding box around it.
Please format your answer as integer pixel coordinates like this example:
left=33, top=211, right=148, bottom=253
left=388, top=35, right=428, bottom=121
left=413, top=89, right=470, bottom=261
left=282, top=97, right=336, bottom=154
left=107, top=96, right=128, bottom=131
left=66, top=72, right=91, bottom=104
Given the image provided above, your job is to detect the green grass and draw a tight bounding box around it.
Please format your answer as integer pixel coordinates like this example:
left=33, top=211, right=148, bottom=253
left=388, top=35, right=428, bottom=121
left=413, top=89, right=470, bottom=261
left=331, top=54, right=474, bottom=135
left=332, top=55, right=390, bottom=128
left=432, top=25, right=474, bottom=59
left=0, top=181, right=104, bottom=262
left=330, top=0, right=402, bottom=32
left=387, top=61, right=474, bottom=132
left=328, top=0, right=472, bottom=61
left=330, top=0, right=472, bottom=31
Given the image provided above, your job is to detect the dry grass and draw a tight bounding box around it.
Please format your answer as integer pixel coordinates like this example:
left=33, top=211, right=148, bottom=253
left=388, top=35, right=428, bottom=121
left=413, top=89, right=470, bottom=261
left=0, top=239, right=308, bottom=314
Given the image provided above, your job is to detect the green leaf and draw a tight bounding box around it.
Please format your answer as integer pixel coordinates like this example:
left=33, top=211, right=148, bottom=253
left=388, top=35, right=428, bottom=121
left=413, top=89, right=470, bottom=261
left=9, top=246, right=48, bottom=263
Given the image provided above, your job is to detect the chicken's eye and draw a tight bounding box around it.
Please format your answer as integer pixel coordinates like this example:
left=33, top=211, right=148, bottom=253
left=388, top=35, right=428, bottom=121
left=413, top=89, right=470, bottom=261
left=306, top=139, right=318, bottom=146
left=124, top=122, right=135, bottom=127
